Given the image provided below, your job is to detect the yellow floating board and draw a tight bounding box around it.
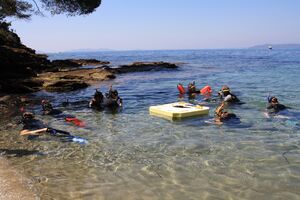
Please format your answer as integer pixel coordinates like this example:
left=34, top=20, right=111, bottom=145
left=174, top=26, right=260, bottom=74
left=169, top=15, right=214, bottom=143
left=149, top=102, right=209, bottom=120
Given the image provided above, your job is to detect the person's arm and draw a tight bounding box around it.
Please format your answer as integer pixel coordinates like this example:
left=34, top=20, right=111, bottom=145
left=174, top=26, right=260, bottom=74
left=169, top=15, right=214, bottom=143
left=215, top=102, right=225, bottom=115
left=19, top=128, right=48, bottom=136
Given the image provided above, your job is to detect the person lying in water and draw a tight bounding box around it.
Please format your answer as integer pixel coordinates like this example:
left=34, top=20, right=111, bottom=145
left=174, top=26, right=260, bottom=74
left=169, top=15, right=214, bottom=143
left=19, top=112, right=48, bottom=136
left=218, top=85, right=240, bottom=103
left=41, top=99, right=62, bottom=115
left=20, top=111, right=68, bottom=136
left=19, top=112, right=87, bottom=144
left=19, top=112, right=65, bottom=136
left=214, top=102, right=239, bottom=124
left=267, top=96, right=288, bottom=113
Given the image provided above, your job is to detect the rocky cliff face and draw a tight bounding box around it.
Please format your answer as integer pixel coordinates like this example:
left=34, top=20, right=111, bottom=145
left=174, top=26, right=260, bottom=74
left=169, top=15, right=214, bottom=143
left=0, top=22, right=51, bottom=93
left=0, top=22, right=52, bottom=79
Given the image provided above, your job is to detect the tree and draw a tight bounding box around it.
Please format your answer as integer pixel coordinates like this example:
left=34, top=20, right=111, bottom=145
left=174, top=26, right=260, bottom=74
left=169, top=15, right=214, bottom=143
left=0, top=0, right=102, bottom=21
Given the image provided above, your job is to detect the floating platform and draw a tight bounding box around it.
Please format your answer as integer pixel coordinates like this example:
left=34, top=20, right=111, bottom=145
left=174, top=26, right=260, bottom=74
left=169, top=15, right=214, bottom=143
left=149, top=102, right=209, bottom=120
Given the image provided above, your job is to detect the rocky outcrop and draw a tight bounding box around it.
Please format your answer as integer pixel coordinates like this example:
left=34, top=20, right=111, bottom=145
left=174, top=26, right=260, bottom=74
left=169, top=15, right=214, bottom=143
left=69, top=59, right=110, bottom=66
left=1, top=23, right=179, bottom=94
left=36, top=68, right=115, bottom=92
left=110, top=61, right=178, bottom=74
left=44, top=80, right=89, bottom=92
left=0, top=23, right=52, bottom=79
left=49, top=59, right=110, bottom=72
left=0, top=45, right=52, bottom=79
left=0, top=79, right=44, bottom=93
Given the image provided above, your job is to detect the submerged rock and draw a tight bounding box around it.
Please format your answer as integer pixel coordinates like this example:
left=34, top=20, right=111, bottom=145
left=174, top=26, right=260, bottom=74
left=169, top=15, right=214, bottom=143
left=110, top=61, right=178, bottom=74
left=44, top=80, right=89, bottom=92
left=37, top=68, right=115, bottom=92
left=50, top=59, right=110, bottom=72
left=69, top=59, right=110, bottom=66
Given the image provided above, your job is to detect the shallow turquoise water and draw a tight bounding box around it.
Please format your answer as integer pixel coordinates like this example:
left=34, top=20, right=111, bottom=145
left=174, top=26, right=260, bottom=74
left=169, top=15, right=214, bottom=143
left=1, top=49, right=300, bottom=199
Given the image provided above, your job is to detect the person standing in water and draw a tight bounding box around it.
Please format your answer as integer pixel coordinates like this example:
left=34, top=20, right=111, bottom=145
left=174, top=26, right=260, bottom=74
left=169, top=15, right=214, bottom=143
left=89, top=89, right=104, bottom=109
left=218, top=85, right=240, bottom=103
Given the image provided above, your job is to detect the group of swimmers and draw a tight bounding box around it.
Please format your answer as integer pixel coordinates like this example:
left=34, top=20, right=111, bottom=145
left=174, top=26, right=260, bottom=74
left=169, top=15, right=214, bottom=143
left=19, top=86, right=122, bottom=138
left=18, top=82, right=289, bottom=139
left=178, top=82, right=288, bottom=124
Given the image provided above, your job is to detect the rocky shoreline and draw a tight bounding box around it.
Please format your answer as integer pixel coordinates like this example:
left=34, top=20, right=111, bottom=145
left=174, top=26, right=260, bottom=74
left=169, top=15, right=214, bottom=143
left=0, top=59, right=180, bottom=198
left=0, top=60, right=179, bottom=93
left=0, top=25, right=179, bottom=94
left=0, top=25, right=181, bottom=198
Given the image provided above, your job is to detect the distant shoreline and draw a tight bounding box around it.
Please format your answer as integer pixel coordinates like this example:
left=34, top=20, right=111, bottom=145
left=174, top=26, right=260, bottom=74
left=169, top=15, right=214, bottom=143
left=249, top=44, right=300, bottom=49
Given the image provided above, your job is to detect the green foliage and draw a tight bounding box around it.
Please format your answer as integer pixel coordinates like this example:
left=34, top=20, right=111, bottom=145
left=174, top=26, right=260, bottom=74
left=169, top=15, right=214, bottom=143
left=0, top=0, right=32, bottom=19
left=41, top=0, right=102, bottom=15
left=0, top=0, right=102, bottom=20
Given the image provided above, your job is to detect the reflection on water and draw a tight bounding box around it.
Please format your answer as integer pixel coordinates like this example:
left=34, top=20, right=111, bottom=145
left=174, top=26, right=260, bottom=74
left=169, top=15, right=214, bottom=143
left=1, top=49, right=300, bottom=199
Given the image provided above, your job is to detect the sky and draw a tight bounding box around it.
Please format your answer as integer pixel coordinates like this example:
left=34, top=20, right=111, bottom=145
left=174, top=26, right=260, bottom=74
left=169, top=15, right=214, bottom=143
left=10, top=0, right=300, bottom=52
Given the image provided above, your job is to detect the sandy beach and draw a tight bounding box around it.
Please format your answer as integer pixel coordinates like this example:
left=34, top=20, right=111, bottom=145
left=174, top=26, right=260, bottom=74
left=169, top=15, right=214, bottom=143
left=0, top=158, right=35, bottom=200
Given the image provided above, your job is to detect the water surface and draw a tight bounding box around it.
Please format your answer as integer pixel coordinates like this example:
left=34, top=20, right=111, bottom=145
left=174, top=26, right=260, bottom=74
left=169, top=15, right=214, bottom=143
left=1, top=49, right=300, bottom=199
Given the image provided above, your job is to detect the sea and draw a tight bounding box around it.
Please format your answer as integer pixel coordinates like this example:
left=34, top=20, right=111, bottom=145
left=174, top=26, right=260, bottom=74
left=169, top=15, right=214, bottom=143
left=1, top=49, right=300, bottom=199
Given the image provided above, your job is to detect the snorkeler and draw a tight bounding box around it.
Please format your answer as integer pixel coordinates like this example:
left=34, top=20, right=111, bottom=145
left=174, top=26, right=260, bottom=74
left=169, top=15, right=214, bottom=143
left=187, top=81, right=197, bottom=93
left=267, top=96, right=288, bottom=113
left=90, top=86, right=123, bottom=109
left=19, top=112, right=87, bottom=144
left=105, top=85, right=123, bottom=107
left=42, top=99, right=85, bottom=127
left=214, top=102, right=239, bottom=124
left=41, top=99, right=62, bottom=115
left=19, top=112, right=48, bottom=136
left=218, top=85, right=240, bottom=103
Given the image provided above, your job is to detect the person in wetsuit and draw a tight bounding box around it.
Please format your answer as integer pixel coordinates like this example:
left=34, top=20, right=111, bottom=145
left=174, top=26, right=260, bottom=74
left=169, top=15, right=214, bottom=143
left=89, top=89, right=104, bottom=109
left=19, top=112, right=48, bottom=136
left=218, top=85, right=240, bottom=103
left=19, top=112, right=84, bottom=143
left=187, top=81, right=197, bottom=93
left=105, top=85, right=123, bottom=107
left=214, top=102, right=238, bottom=124
left=41, top=100, right=62, bottom=115
left=267, top=96, right=287, bottom=113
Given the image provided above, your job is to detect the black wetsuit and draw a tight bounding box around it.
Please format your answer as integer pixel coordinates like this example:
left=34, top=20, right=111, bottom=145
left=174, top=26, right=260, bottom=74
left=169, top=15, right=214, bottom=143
left=22, top=119, right=47, bottom=140
left=267, top=96, right=287, bottom=113
left=42, top=102, right=62, bottom=115
left=267, top=103, right=287, bottom=113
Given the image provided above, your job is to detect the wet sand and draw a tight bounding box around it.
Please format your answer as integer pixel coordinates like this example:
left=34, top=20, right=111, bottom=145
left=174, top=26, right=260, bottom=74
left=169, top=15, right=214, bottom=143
left=0, top=158, right=35, bottom=200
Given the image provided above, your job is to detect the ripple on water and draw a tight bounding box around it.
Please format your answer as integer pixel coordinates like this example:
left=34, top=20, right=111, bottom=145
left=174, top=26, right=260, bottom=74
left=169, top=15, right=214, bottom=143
left=1, top=49, right=300, bottom=199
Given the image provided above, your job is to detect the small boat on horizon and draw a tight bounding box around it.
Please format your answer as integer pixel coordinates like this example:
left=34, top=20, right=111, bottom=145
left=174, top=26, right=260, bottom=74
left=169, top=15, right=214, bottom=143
left=268, top=45, right=273, bottom=50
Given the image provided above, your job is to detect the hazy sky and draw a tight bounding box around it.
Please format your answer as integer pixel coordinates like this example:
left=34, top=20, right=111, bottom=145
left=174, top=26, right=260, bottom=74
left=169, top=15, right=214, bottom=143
left=11, top=0, right=300, bottom=52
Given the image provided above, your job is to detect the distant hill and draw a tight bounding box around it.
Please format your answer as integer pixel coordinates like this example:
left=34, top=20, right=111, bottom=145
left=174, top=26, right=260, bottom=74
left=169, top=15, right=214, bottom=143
left=249, top=44, right=300, bottom=49
left=63, top=48, right=114, bottom=53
